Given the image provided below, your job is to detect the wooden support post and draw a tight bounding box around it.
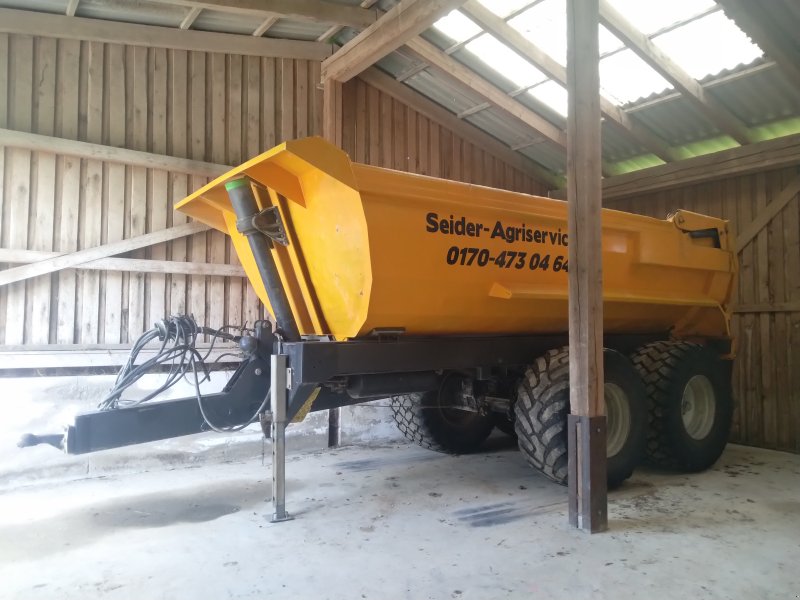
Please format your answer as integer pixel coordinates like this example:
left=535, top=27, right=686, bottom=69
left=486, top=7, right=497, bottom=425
left=322, top=75, right=342, bottom=444
left=566, top=0, right=607, bottom=533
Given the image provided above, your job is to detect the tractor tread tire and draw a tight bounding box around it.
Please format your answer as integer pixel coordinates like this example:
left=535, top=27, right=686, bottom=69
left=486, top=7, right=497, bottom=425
left=630, top=341, right=731, bottom=471
left=514, top=347, right=571, bottom=485
left=391, top=392, right=494, bottom=454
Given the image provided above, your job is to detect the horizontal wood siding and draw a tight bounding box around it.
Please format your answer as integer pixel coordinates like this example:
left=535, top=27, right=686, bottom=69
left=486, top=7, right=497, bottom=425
left=0, top=33, right=319, bottom=344
left=608, top=167, right=800, bottom=454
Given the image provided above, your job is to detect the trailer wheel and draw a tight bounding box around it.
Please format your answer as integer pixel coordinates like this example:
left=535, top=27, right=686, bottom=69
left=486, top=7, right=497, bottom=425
left=631, top=341, right=732, bottom=472
left=391, top=378, right=494, bottom=454
left=514, top=348, right=647, bottom=488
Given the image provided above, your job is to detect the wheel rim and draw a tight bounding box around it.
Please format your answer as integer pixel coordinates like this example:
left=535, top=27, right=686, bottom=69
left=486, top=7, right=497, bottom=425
left=605, top=382, right=631, bottom=457
left=681, top=375, right=716, bottom=440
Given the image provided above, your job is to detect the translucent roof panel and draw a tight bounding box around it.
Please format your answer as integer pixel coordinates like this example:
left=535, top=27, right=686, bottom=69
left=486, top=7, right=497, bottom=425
left=431, top=9, right=481, bottom=43
left=509, top=0, right=625, bottom=66
left=508, top=0, right=567, bottom=65
left=528, top=80, right=568, bottom=117
left=605, top=0, right=716, bottom=35
left=464, top=34, right=548, bottom=89
left=600, top=49, right=672, bottom=105
left=653, top=11, right=763, bottom=79
left=475, top=0, right=540, bottom=19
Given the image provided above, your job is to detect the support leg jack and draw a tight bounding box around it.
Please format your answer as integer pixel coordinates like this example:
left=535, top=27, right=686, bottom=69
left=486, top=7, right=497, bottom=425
left=270, top=353, right=294, bottom=523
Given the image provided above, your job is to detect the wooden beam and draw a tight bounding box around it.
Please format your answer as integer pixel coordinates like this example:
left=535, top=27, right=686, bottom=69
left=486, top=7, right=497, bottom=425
left=179, top=6, right=203, bottom=30
left=0, top=8, right=332, bottom=61
left=322, top=78, right=343, bottom=146
left=735, top=174, right=800, bottom=253
left=462, top=0, right=679, bottom=162
left=599, top=0, right=756, bottom=145
left=405, top=37, right=568, bottom=150
left=65, top=0, right=80, bottom=17
left=157, top=0, right=377, bottom=28
left=0, top=128, right=228, bottom=178
left=317, top=0, right=380, bottom=42
left=0, top=249, right=246, bottom=278
left=0, top=343, right=241, bottom=371
left=600, top=133, right=800, bottom=200
left=718, top=0, right=800, bottom=90
left=566, top=0, right=607, bottom=532
left=360, top=67, right=563, bottom=188
left=253, top=16, right=280, bottom=37
left=0, top=223, right=210, bottom=287
left=322, top=0, right=466, bottom=83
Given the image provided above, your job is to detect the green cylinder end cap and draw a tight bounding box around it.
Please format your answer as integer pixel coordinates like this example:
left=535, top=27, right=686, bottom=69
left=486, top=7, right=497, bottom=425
left=225, top=178, right=250, bottom=192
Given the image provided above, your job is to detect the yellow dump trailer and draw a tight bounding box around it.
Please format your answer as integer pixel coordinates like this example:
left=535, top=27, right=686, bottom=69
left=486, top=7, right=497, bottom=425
left=28, top=138, right=737, bottom=508
left=177, top=137, right=736, bottom=344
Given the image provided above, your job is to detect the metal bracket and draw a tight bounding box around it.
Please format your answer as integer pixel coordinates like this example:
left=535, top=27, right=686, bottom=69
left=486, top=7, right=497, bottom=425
left=236, top=206, right=289, bottom=247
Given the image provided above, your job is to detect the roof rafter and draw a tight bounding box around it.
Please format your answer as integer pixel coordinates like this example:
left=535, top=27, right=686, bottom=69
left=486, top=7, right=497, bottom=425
left=316, top=0, right=379, bottom=42
left=405, top=37, right=567, bottom=152
left=0, top=8, right=332, bottom=60
left=599, top=0, right=756, bottom=145
left=322, top=0, right=466, bottom=83
left=717, top=0, right=800, bottom=90
left=462, top=0, right=679, bottom=162
left=179, top=6, right=202, bottom=30
left=156, top=0, right=378, bottom=28
left=65, top=0, right=79, bottom=17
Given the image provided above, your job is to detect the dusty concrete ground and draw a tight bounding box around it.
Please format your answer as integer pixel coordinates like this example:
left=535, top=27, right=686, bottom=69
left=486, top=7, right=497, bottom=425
left=0, top=438, right=798, bottom=600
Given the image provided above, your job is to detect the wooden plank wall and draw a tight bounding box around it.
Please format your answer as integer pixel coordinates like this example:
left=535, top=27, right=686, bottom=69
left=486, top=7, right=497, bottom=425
left=608, top=166, right=800, bottom=454
left=0, top=34, right=549, bottom=347
left=340, top=78, right=549, bottom=195
left=0, top=33, right=321, bottom=344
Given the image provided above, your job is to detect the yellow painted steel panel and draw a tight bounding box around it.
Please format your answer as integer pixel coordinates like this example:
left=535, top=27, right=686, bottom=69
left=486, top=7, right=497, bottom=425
left=176, top=137, right=736, bottom=343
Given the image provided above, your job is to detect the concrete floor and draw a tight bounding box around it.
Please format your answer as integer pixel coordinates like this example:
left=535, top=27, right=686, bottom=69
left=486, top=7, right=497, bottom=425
left=1, top=438, right=799, bottom=600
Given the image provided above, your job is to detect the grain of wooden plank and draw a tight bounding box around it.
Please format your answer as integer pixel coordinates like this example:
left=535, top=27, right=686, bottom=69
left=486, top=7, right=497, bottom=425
left=406, top=108, right=417, bottom=174
left=280, top=58, right=294, bottom=142
left=29, top=37, right=57, bottom=343
left=429, top=123, right=440, bottom=178
left=245, top=55, right=261, bottom=158
left=754, top=172, right=769, bottom=447
left=128, top=167, right=149, bottom=340
left=367, top=83, right=380, bottom=165
left=5, top=35, right=34, bottom=344
left=766, top=172, right=785, bottom=449
left=295, top=59, right=308, bottom=139
left=340, top=80, right=355, bottom=155
left=0, top=33, right=7, bottom=129
left=171, top=50, right=188, bottom=158
left=228, top=53, right=243, bottom=165
left=226, top=53, right=243, bottom=328
left=4, top=149, right=31, bottom=344
left=392, top=99, right=404, bottom=172
left=190, top=178, right=208, bottom=331
left=310, top=60, right=322, bottom=138
left=190, top=51, right=206, bottom=161
left=56, top=153, right=81, bottom=343
left=149, top=48, right=168, bottom=326
left=354, top=80, right=367, bottom=163
left=78, top=160, right=102, bottom=343
left=211, top=52, right=226, bottom=164
left=262, top=58, right=276, bottom=150
left=54, top=39, right=82, bottom=343
left=85, top=43, right=104, bottom=144
left=169, top=175, right=189, bottom=315
left=379, top=91, right=391, bottom=169
left=418, top=115, right=428, bottom=176
left=781, top=169, right=800, bottom=451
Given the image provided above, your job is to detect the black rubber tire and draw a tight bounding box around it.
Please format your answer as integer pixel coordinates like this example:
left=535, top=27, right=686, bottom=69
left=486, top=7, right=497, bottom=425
left=631, top=341, right=733, bottom=472
left=390, top=377, right=495, bottom=454
left=514, top=347, right=647, bottom=488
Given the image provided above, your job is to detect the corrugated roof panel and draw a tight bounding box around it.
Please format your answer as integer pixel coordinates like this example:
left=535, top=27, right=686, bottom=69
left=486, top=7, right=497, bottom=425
left=465, top=107, right=535, bottom=148
left=192, top=9, right=261, bottom=35
left=0, top=0, right=63, bottom=14
left=264, top=19, right=330, bottom=41
left=405, top=70, right=484, bottom=115
left=519, top=142, right=566, bottom=175
left=74, top=0, right=184, bottom=27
